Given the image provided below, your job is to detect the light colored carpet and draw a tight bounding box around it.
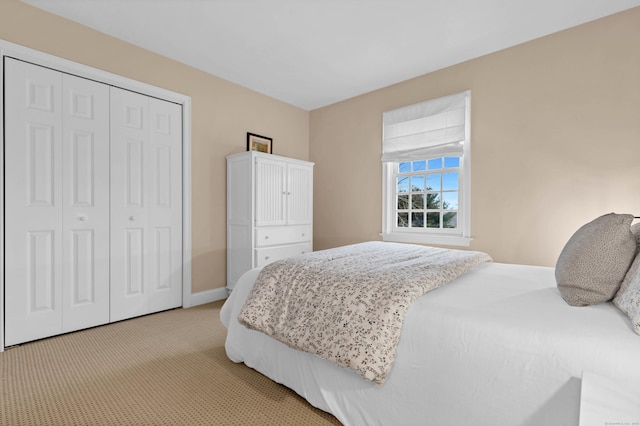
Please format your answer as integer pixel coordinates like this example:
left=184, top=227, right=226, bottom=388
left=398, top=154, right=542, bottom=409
left=0, top=301, right=341, bottom=425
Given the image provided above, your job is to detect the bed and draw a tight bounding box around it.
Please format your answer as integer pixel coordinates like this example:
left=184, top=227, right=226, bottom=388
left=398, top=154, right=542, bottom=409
left=221, top=217, right=640, bottom=426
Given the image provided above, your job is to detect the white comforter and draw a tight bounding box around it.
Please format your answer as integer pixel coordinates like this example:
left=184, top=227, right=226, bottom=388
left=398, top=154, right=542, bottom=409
left=221, top=261, right=640, bottom=426
left=238, top=242, right=491, bottom=384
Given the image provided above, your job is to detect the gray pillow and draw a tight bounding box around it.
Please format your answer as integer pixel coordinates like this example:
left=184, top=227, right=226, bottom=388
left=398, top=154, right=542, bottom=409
left=555, top=213, right=636, bottom=306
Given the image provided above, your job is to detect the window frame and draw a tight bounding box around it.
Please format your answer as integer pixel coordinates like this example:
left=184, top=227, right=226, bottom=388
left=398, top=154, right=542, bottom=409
left=381, top=92, right=472, bottom=247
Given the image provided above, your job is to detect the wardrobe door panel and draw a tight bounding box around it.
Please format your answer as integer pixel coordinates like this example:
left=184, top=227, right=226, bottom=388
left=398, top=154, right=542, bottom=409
left=61, top=73, right=110, bottom=332
left=286, top=163, right=313, bottom=225
left=4, top=58, right=64, bottom=346
left=110, top=87, right=150, bottom=322
left=255, top=157, right=287, bottom=226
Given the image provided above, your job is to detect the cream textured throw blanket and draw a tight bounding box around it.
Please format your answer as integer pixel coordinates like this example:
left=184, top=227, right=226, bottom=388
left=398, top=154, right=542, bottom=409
left=238, top=241, right=492, bottom=384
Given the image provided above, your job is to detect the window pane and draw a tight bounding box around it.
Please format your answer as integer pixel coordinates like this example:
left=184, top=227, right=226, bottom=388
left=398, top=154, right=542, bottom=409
left=393, top=154, right=465, bottom=234
left=397, top=194, right=409, bottom=210
left=443, top=212, right=458, bottom=229
left=411, top=194, right=424, bottom=209
left=397, top=212, right=409, bottom=227
left=397, top=177, right=409, bottom=193
left=428, top=158, right=442, bottom=170
left=411, top=176, right=424, bottom=191
left=412, top=160, right=426, bottom=171
left=411, top=212, right=424, bottom=227
left=426, top=193, right=440, bottom=209
left=443, top=192, right=458, bottom=209
left=443, top=172, right=458, bottom=190
left=444, top=157, right=460, bottom=168
left=426, top=174, right=440, bottom=191
left=426, top=212, right=440, bottom=228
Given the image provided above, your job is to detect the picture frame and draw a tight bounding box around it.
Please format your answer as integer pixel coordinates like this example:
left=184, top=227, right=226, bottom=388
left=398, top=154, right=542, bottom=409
left=247, top=132, right=273, bottom=154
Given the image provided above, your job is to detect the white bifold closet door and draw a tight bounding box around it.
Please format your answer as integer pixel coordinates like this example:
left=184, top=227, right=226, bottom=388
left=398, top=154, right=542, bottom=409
left=4, top=59, right=183, bottom=346
left=4, top=58, right=110, bottom=345
left=109, top=87, right=183, bottom=322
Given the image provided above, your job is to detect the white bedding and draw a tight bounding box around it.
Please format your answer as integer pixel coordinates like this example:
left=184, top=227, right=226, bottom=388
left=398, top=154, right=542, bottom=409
left=238, top=242, right=491, bottom=383
left=221, top=262, right=640, bottom=426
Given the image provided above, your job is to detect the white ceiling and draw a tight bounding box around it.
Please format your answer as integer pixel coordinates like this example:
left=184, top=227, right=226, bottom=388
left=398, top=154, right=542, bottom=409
left=23, top=0, right=638, bottom=110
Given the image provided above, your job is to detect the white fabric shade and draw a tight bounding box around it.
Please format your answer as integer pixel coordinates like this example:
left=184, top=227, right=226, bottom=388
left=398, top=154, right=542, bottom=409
left=382, top=91, right=469, bottom=162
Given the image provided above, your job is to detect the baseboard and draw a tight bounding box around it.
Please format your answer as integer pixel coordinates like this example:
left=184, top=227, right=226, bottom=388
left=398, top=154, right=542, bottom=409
left=189, top=287, right=229, bottom=307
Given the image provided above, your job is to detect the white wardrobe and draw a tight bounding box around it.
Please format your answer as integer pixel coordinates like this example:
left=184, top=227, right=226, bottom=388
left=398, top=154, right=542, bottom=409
left=226, top=151, right=313, bottom=291
left=3, top=58, right=183, bottom=346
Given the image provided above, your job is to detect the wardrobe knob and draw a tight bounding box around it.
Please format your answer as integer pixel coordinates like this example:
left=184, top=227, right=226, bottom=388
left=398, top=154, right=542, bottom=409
left=129, top=216, right=136, bottom=221
left=78, top=215, right=87, bottom=222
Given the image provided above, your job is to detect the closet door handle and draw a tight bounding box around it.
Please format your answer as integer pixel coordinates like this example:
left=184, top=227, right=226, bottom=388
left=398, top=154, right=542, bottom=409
left=77, top=215, right=88, bottom=222
left=129, top=216, right=136, bottom=221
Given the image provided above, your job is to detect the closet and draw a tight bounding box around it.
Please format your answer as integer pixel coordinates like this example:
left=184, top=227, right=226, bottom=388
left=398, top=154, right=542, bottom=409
left=4, top=58, right=183, bottom=346
left=226, top=151, right=313, bottom=291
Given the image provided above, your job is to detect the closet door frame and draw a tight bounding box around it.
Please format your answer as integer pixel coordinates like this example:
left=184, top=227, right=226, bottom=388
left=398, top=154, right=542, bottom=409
left=0, top=39, right=193, bottom=352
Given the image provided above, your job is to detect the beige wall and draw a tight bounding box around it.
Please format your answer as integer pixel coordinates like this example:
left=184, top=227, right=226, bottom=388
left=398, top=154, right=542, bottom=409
left=0, top=0, right=310, bottom=293
left=2, top=2, right=638, bottom=286
left=310, top=7, right=640, bottom=267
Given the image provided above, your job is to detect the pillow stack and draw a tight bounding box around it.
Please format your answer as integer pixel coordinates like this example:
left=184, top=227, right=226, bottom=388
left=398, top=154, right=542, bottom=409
left=555, top=214, right=640, bottom=335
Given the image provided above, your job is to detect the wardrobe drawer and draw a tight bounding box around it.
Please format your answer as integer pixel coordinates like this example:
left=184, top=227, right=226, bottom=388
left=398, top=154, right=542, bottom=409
left=255, top=225, right=312, bottom=247
left=255, top=243, right=312, bottom=267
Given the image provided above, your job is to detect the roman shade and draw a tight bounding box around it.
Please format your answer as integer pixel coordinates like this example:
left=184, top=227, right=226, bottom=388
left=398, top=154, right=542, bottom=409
left=382, top=90, right=470, bottom=162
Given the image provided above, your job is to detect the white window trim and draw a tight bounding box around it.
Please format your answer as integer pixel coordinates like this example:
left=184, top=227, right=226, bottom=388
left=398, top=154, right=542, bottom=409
left=381, top=91, right=472, bottom=247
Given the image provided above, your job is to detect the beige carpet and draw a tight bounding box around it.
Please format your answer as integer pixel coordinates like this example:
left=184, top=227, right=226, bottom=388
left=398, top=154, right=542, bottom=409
left=0, top=301, right=341, bottom=426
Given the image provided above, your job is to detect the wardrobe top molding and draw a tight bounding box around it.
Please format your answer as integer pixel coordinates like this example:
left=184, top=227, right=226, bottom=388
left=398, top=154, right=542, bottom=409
left=0, top=38, right=189, bottom=105
left=227, top=150, right=315, bottom=167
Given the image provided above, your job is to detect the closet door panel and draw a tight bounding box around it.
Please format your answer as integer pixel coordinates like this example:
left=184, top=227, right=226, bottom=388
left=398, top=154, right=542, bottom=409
left=61, top=73, right=110, bottom=332
left=148, top=98, right=183, bottom=312
left=110, top=87, right=150, bottom=322
left=4, top=58, right=64, bottom=345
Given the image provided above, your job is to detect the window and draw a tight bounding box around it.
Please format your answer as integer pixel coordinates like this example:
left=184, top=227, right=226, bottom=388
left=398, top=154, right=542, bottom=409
left=381, top=91, right=471, bottom=246
left=396, top=157, right=460, bottom=229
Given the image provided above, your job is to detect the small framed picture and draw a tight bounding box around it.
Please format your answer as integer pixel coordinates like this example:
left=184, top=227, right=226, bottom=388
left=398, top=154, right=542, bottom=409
left=247, top=132, right=272, bottom=154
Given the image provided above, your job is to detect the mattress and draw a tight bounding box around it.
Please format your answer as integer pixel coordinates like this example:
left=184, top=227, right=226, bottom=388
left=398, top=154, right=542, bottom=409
left=221, top=262, right=640, bottom=426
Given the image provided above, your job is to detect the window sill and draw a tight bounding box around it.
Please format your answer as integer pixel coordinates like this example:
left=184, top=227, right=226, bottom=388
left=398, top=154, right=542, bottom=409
left=380, top=232, right=472, bottom=247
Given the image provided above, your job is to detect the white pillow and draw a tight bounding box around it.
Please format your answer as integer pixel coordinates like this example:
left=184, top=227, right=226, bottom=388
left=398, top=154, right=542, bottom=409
left=632, top=222, right=640, bottom=251
left=614, top=253, right=640, bottom=335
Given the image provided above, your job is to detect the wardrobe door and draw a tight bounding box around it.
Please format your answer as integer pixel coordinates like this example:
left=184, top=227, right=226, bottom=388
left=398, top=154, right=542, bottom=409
left=286, top=162, right=313, bottom=225
left=148, top=98, right=183, bottom=313
left=61, top=73, right=110, bottom=332
left=110, top=87, right=151, bottom=322
left=255, top=156, right=287, bottom=227
left=4, top=58, right=64, bottom=345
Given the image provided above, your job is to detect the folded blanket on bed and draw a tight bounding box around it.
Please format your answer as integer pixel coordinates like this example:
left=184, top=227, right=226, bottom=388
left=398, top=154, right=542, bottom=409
left=237, top=241, right=492, bottom=384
